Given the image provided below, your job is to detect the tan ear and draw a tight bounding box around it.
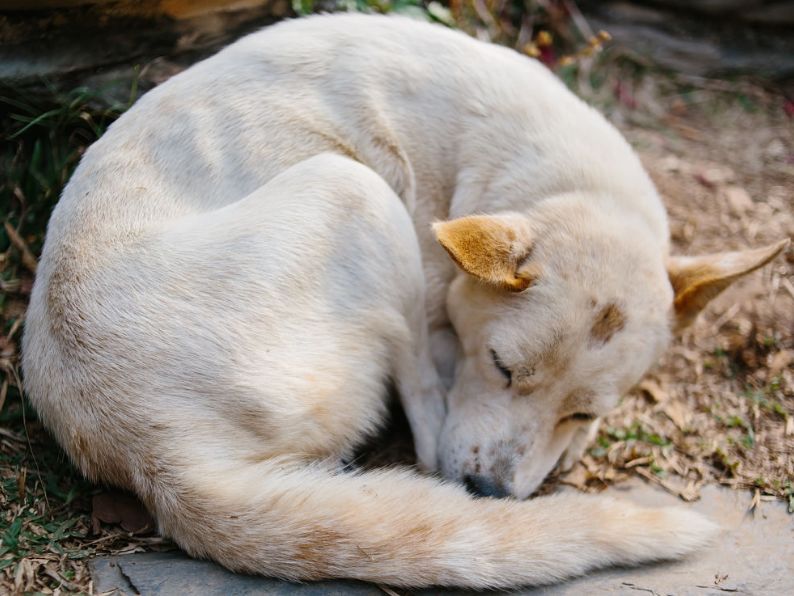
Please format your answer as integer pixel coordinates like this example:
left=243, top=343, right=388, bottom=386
left=432, top=214, right=537, bottom=291
left=667, top=238, right=789, bottom=328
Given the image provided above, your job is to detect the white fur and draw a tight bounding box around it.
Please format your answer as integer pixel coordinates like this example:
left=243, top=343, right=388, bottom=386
left=21, top=13, right=759, bottom=588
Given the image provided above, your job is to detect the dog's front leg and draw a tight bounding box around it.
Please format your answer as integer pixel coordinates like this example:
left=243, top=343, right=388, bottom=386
left=393, top=323, right=447, bottom=472
left=559, top=418, right=601, bottom=472
left=429, top=324, right=460, bottom=390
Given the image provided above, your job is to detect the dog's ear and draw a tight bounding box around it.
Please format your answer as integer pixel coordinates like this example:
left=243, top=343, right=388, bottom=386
left=432, top=215, right=537, bottom=291
left=667, top=239, right=789, bottom=328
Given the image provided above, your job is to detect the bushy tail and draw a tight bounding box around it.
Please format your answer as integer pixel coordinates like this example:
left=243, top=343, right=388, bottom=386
left=150, top=460, right=717, bottom=589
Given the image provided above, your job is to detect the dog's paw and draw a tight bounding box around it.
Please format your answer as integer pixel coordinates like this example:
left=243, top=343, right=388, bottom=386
left=413, top=389, right=446, bottom=472
left=413, top=415, right=442, bottom=473
left=415, top=436, right=439, bottom=473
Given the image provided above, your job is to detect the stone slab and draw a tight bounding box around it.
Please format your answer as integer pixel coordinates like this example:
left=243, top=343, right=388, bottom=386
left=90, top=554, right=380, bottom=595
left=89, top=481, right=794, bottom=595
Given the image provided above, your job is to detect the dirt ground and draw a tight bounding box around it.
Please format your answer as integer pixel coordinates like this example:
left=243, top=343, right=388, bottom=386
left=563, top=72, right=794, bottom=505
left=1, top=53, right=792, bottom=595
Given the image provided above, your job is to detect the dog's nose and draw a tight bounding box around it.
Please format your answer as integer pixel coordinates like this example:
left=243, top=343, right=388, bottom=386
left=463, top=474, right=509, bottom=498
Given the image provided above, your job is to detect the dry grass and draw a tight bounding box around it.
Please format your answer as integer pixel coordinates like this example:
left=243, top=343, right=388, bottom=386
left=551, top=66, right=794, bottom=507
left=0, top=86, right=173, bottom=595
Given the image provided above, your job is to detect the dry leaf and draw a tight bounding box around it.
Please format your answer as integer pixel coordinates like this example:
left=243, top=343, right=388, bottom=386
left=722, top=185, right=753, bottom=215
left=664, top=400, right=692, bottom=431
left=694, top=165, right=735, bottom=189
left=638, top=379, right=668, bottom=403
left=560, top=462, right=589, bottom=489
left=768, top=349, right=794, bottom=378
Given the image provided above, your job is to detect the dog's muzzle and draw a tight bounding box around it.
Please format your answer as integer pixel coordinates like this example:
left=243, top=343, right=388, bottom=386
left=463, top=474, right=510, bottom=498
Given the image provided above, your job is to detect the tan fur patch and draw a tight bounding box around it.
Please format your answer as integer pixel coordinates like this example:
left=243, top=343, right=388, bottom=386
left=668, top=262, right=724, bottom=323
left=433, top=216, right=535, bottom=291
left=667, top=239, right=789, bottom=328
left=590, top=303, right=625, bottom=345
left=372, top=135, right=404, bottom=165
left=47, top=250, right=91, bottom=354
left=293, top=526, right=345, bottom=577
left=562, top=390, right=597, bottom=413
left=311, top=130, right=362, bottom=163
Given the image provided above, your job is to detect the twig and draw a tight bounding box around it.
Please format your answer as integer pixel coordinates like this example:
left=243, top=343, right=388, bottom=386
left=563, top=0, right=595, bottom=41
left=781, top=277, right=794, bottom=302
left=43, top=568, right=79, bottom=592
left=622, top=582, right=661, bottom=595
left=672, top=72, right=768, bottom=99
left=0, top=425, right=27, bottom=443
left=472, top=0, right=498, bottom=30
left=6, top=316, right=24, bottom=343
left=635, top=466, right=696, bottom=501
left=0, top=379, right=7, bottom=415
left=711, top=302, right=742, bottom=334
left=4, top=221, right=38, bottom=274
left=15, top=365, right=51, bottom=512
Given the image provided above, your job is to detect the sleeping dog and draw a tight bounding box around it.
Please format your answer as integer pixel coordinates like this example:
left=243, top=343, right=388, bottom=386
left=23, top=14, right=787, bottom=589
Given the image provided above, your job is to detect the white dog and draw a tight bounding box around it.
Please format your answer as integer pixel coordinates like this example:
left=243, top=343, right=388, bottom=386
left=23, top=14, right=786, bottom=589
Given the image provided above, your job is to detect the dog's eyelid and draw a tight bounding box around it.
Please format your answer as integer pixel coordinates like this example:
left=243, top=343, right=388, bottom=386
left=558, top=412, right=596, bottom=425
left=489, top=348, right=512, bottom=387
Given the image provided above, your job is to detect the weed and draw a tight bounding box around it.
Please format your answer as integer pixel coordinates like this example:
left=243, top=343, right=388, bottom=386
left=1, top=80, right=137, bottom=593
left=605, top=423, right=672, bottom=447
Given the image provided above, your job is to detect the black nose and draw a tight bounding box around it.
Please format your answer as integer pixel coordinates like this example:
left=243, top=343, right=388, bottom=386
left=463, top=474, right=510, bottom=499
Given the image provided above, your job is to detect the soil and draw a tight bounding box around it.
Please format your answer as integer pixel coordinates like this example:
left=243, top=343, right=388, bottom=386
left=555, top=69, right=794, bottom=503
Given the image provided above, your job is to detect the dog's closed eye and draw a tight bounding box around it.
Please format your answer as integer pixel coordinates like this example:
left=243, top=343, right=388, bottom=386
left=558, top=412, right=596, bottom=425
left=489, top=349, right=512, bottom=387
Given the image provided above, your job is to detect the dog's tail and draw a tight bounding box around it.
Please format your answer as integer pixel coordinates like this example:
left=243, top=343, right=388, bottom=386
left=151, top=459, right=717, bottom=589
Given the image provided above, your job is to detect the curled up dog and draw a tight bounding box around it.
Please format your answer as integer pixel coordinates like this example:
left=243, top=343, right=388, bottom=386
left=22, top=14, right=788, bottom=589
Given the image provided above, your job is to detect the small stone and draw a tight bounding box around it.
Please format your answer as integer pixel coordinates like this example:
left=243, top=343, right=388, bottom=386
left=768, top=349, right=794, bottom=377
left=765, top=138, right=787, bottom=160
left=722, top=185, right=754, bottom=215
left=695, top=165, right=735, bottom=188
left=659, top=155, right=683, bottom=173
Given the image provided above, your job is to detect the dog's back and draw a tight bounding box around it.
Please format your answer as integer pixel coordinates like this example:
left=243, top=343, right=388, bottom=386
left=45, top=14, right=665, bottom=245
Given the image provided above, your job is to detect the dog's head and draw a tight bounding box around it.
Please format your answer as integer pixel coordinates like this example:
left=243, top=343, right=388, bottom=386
left=434, top=198, right=788, bottom=499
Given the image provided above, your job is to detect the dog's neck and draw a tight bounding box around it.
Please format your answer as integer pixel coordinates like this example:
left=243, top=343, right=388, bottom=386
left=446, top=152, right=669, bottom=250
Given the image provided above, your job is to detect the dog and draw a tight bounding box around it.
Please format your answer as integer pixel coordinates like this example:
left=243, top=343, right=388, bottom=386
left=22, top=13, right=787, bottom=589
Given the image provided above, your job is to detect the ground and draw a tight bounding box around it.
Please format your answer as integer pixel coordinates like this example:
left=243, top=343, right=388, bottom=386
left=85, top=481, right=794, bottom=595
left=554, top=69, right=794, bottom=505
left=1, top=11, right=792, bottom=595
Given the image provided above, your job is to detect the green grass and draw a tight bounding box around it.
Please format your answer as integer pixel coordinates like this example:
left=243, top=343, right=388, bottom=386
left=744, top=386, right=789, bottom=420
left=1, top=84, right=132, bottom=255
left=0, top=393, right=119, bottom=592
left=604, top=423, right=673, bottom=448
